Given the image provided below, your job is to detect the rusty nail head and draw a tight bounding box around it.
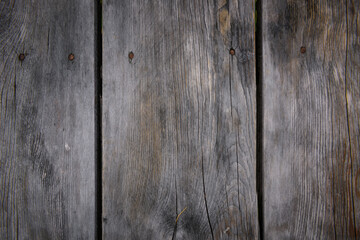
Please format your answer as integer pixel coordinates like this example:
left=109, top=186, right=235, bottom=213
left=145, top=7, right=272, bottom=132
left=19, top=53, right=25, bottom=61
left=129, top=51, right=134, bottom=60
left=68, top=53, right=75, bottom=61
left=229, top=48, right=235, bottom=56
left=300, top=46, right=306, bottom=54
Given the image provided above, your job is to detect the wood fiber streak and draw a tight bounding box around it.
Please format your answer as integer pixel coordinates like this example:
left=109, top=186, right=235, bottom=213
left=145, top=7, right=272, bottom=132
left=0, top=1, right=95, bottom=239
left=262, top=0, right=360, bottom=239
left=102, top=0, right=258, bottom=239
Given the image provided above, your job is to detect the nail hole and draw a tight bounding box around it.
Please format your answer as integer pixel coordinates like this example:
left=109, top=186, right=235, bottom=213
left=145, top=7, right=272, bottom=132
left=229, top=48, right=235, bottom=56
left=300, top=46, right=306, bottom=54
left=128, top=51, right=134, bottom=60
left=19, top=53, right=25, bottom=61
left=68, top=53, right=75, bottom=61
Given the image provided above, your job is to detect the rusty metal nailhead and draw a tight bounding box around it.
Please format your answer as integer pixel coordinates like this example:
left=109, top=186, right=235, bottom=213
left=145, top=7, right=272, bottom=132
left=300, top=46, right=306, bottom=54
left=229, top=48, right=235, bottom=56
left=128, top=51, right=134, bottom=60
left=68, top=53, right=75, bottom=61
left=19, top=53, right=25, bottom=61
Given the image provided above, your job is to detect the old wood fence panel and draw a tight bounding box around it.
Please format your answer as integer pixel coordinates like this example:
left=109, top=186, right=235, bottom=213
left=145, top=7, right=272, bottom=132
left=0, top=1, right=96, bottom=239
left=263, top=0, right=360, bottom=239
left=2, top=0, right=360, bottom=239
left=102, top=0, right=258, bottom=239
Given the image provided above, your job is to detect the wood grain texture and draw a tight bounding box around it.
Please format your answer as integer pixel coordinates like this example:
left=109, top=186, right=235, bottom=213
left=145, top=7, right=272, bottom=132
left=102, top=0, right=258, bottom=239
left=0, top=0, right=95, bottom=239
left=346, top=0, right=360, bottom=238
left=262, top=0, right=360, bottom=239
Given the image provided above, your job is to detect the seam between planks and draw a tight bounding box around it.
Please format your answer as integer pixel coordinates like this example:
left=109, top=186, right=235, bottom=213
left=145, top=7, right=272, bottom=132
left=255, top=0, right=264, bottom=239
left=94, top=0, right=103, bottom=239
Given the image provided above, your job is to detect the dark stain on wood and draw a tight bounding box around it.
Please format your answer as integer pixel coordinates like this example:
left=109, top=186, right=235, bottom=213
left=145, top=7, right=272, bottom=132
left=268, top=1, right=299, bottom=39
left=19, top=97, right=55, bottom=189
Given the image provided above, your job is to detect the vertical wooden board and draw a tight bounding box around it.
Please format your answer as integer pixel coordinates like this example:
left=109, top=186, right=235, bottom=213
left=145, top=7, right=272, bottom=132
left=262, top=0, right=360, bottom=239
left=0, top=1, right=95, bottom=239
left=347, top=1, right=360, bottom=238
left=102, top=0, right=258, bottom=239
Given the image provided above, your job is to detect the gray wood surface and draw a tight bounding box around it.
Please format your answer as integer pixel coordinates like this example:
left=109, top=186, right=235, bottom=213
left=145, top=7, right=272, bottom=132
left=0, top=1, right=96, bottom=239
left=262, top=0, right=360, bottom=239
left=102, top=0, right=258, bottom=239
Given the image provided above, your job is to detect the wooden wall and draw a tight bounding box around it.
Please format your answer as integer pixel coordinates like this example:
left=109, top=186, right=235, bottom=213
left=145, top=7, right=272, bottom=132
left=0, top=0, right=359, bottom=239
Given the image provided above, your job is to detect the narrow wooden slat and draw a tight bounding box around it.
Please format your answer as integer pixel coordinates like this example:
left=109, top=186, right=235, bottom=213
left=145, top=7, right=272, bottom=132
left=262, top=0, right=360, bottom=238
left=346, top=1, right=360, bottom=238
left=102, top=0, right=258, bottom=239
left=0, top=1, right=95, bottom=239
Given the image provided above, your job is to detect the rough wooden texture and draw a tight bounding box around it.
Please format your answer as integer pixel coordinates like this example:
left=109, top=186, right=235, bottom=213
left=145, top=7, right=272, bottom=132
left=0, top=1, right=95, bottom=239
left=346, top=0, right=360, bottom=238
left=263, top=0, right=360, bottom=239
left=102, top=0, right=258, bottom=239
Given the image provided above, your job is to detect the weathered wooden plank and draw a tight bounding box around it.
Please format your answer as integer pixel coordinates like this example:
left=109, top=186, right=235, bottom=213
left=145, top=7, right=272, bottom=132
left=102, top=0, right=258, bottom=239
left=0, top=1, right=95, bottom=239
left=262, top=0, right=360, bottom=238
left=347, top=1, right=360, bottom=238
